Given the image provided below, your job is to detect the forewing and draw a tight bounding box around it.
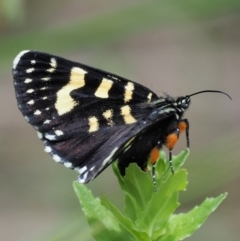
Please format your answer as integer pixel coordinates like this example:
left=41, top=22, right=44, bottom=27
left=13, top=50, right=159, bottom=182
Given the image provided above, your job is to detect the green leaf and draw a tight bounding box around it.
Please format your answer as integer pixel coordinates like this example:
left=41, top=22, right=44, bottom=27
left=101, top=195, right=149, bottom=241
left=112, top=149, right=189, bottom=223
left=172, top=149, right=190, bottom=172
left=112, top=150, right=189, bottom=239
left=160, top=193, right=228, bottom=241
left=155, top=149, right=189, bottom=182
left=112, top=161, right=154, bottom=221
left=73, top=182, right=122, bottom=241
left=74, top=150, right=227, bottom=241
left=135, top=170, right=187, bottom=237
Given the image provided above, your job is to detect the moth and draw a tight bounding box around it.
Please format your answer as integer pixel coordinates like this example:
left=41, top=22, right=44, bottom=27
left=13, top=50, right=231, bottom=189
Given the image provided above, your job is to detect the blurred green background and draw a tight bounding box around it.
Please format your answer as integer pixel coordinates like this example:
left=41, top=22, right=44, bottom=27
left=1, top=0, right=239, bottom=240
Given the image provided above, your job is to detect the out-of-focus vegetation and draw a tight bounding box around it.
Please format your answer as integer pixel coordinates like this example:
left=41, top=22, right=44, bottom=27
left=1, top=0, right=240, bottom=68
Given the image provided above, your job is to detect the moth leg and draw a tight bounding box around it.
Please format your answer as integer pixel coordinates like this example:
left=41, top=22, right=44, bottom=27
left=179, top=119, right=189, bottom=148
left=165, top=119, right=189, bottom=174
left=152, top=163, right=157, bottom=192
left=165, top=127, right=180, bottom=174
left=149, top=146, right=161, bottom=192
left=149, top=146, right=160, bottom=166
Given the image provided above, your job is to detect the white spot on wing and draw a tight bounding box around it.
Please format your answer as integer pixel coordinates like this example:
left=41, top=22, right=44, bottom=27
left=13, top=50, right=30, bottom=69
left=79, top=166, right=87, bottom=174
left=78, top=174, right=88, bottom=183
left=64, top=162, right=72, bottom=168
left=55, top=130, right=63, bottom=136
left=82, top=172, right=88, bottom=181
left=44, top=146, right=52, bottom=153
left=47, top=58, right=57, bottom=73
left=26, top=89, right=34, bottom=93
left=53, top=154, right=62, bottom=163
left=24, top=78, right=32, bottom=84
left=27, top=100, right=34, bottom=105
left=26, top=68, right=34, bottom=73
left=109, top=75, right=119, bottom=80
left=37, top=131, right=43, bottom=139
left=34, top=110, right=41, bottom=115
left=76, top=166, right=88, bottom=176
left=43, top=119, right=51, bottom=124
left=45, top=134, right=56, bottom=141
left=42, top=77, right=50, bottom=81
left=78, top=178, right=85, bottom=183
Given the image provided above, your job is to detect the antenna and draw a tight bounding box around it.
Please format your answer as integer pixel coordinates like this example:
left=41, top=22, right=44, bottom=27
left=188, top=90, right=232, bottom=100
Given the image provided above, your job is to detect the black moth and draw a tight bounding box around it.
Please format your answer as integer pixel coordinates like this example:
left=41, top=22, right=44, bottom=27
left=13, top=51, right=231, bottom=190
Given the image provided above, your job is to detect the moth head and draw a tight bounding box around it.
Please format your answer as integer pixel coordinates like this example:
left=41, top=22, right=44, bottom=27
left=176, top=96, right=191, bottom=110
left=155, top=90, right=230, bottom=106
left=175, top=90, right=231, bottom=113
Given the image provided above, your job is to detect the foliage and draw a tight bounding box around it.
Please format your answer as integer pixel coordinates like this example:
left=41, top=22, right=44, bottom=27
left=74, top=150, right=227, bottom=241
